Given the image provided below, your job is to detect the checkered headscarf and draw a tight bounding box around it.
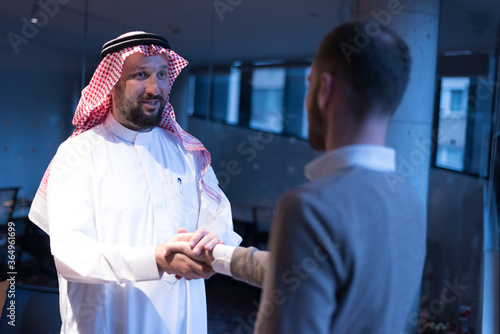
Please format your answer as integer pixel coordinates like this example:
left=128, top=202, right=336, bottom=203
left=30, top=44, right=220, bottom=234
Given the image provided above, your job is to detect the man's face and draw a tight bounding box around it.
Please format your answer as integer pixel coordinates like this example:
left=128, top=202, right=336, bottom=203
left=305, top=62, right=326, bottom=151
left=112, top=53, right=170, bottom=131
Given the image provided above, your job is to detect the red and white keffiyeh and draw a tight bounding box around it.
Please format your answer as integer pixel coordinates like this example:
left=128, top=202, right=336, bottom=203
left=30, top=45, right=220, bottom=234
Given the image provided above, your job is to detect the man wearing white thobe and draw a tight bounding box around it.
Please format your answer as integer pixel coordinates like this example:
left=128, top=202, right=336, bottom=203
left=29, top=32, right=240, bottom=333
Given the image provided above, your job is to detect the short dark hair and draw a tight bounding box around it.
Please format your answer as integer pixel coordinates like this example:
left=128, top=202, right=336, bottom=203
left=315, top=20, right=411, bottom=118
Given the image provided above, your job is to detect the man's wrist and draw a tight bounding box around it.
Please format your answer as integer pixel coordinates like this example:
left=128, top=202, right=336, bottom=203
left=212, top=244, right=236, bottom=277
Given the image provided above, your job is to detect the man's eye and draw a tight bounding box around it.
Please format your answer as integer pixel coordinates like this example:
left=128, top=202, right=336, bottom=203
left=158, top=71, right=168, bottom=79
left=135, top=72, right=146, bottom=79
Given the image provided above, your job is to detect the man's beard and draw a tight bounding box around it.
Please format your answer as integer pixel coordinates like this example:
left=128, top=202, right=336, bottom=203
left=124, top=98, right=166, bottom=130
left=114, top=93, right=166, bottom=131
left=307, top=86, right=326, bottom=151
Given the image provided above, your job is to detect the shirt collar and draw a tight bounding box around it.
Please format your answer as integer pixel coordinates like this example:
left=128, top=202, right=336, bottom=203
left=103, top=112, right=153, bottom=143
left=304, top=144, right=396, bottom=182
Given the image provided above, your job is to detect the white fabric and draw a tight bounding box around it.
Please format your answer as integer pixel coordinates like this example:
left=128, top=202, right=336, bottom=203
left=47, top=113, right=241, bottom=334
left=212, top=244, right=236, bottom=276
left=304, top=144, right=396, bottom=182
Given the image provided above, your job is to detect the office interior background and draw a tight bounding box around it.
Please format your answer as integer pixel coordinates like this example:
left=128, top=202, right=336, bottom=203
left=0, top=0, right=499, bottom=333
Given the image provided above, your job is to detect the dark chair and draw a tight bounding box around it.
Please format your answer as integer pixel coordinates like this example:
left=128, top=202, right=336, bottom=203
left=231, top=205, right=274, bottom=248
left=0, top=187, right=57, bottom=279
left=0, top=187, right=19, bottom=227
left=0, top=283, right=61, bottom=334
left=231, top=205, right=256, bottom=247
left=16, top=217, right=57, bottom=279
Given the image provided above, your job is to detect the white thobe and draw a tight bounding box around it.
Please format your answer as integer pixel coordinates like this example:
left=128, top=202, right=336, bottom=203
left=46, top=113, right=241, bottom=334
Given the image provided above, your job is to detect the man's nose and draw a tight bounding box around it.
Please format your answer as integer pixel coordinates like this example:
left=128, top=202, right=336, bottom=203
left=145, top=76, right=161, bottom=95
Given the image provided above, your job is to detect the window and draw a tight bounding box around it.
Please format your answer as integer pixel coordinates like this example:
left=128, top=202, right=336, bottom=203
left=434, top=76, right=493, bottom=176
left=249, top=68, right=286, bottom=133
left=227, top=67, right=241, bottom=125
left=190, top=70, right=231, bottom=123
left=450, top=89, right=463, bottom=112
left=435, top=78, right=470, bottom=170
left=189, top=63, right=311, bottom=139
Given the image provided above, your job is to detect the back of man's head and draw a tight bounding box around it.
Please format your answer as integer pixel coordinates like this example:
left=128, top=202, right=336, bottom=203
left=315, top=20, right=411, bottom=118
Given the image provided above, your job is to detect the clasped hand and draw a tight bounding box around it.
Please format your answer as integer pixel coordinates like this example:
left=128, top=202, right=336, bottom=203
left=155, top=228, right=219, bottom=280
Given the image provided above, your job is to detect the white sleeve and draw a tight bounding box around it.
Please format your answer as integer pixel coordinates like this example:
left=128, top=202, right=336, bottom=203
left=47, top=143, right=161, bottom=284
left=212, top=244, right=236, bottom=276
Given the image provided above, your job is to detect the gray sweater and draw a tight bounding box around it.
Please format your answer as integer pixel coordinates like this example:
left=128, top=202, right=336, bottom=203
left=233, top=167, right=426, bottom=333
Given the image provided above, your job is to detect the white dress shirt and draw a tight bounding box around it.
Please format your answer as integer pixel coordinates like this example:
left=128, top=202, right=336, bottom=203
left=212, top=144, right=396, bottom=275
left=47, top=113, right=240, bottom=334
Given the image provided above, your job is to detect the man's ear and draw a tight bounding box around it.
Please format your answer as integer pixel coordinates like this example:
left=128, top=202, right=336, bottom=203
left=317, top=72, right=333, bottom=111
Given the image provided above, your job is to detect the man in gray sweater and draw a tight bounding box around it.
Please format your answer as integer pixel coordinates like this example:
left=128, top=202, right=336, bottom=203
left=168, top=20, right=426, bottom=334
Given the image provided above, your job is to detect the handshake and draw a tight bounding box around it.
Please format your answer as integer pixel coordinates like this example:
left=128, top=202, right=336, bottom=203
left=155, top=228, right=223, bottom=280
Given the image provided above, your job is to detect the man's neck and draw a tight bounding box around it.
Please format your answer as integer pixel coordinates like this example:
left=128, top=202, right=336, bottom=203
left=324, top=115, right=389, bottom=151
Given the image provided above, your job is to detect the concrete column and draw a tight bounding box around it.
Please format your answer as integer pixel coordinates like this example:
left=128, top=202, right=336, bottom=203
left=352, top=1, right=440, bottom=333
left=353, top=0, right=440, bottom=206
